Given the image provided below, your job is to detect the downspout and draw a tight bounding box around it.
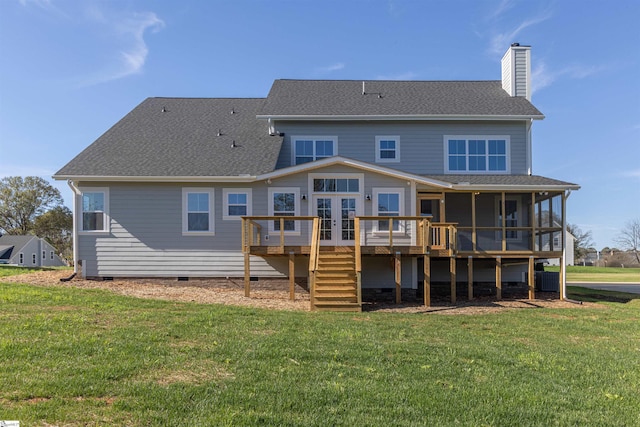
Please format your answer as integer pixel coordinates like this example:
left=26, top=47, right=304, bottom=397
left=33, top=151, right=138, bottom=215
left=526, top=119, right=533, bottom=175
left=67, top=180, right=80, bottom=275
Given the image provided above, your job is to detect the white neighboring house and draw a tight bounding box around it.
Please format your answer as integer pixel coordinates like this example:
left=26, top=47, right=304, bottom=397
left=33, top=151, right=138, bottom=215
left=0, top=235, right=67, bottom=267
left=546, top=230, right=575, bottom=266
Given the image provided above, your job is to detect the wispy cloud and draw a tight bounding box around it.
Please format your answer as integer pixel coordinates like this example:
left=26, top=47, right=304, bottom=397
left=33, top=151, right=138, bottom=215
left=81, top=11, right=164, bottom=86
left=315, top=63, right=345, bottom=74
left=488, top=12, right=552, bottom=56
left=375, top=71, right=418, bottom=80
left=531, top=61, right=607, bottom=94
left=486, top=0, right=516, bottom=21
left=621, top=169, right=640, bottom=179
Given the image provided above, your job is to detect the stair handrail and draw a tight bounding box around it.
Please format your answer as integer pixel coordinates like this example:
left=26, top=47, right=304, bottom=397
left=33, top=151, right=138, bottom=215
left=308, top=217, right=321, bottom=309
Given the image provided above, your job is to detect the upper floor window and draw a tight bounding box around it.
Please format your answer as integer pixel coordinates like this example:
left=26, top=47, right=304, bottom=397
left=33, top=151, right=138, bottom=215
left=223, top=188, right=252, bottom=220
left=182, top=188, right=215, bottom=235
left=80, top=188, right=109, bottom=233
left=375, top=136, right=400, bottom=163
left=293, top=136, right=336, bottom=165
left=444, top=136, right=510, bottom=173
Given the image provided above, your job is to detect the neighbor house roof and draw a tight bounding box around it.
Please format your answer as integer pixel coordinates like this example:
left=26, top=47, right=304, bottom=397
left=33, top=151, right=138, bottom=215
left=54, top=98, right=282, bottom=179
left=258, top=80, right=544, bottom=120
left=0, top=235, right=36, bottom=258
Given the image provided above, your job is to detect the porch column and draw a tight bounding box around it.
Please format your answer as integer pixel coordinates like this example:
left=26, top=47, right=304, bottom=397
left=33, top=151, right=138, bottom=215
left=528, top=256, right=535, bottom=300
left=467, top=256, right=473, bottom=301
left=423, top=255, right=431, bottom=307
left=289, top=252, right=295, bottom=301
left=496, top=256, right=502, bottom=300
left=395, top=252, right=402, bottom=304
left=244, top=252, right=251, bottom=297
left=450, top=257, right=456, bottom=304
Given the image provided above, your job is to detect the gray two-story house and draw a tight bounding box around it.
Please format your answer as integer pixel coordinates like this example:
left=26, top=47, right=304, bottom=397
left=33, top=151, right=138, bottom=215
left=54, top=44, right=579, bottom=311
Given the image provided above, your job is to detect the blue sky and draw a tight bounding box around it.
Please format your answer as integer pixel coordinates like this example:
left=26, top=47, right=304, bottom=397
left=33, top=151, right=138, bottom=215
left=1, top=0, right=638, bottom=249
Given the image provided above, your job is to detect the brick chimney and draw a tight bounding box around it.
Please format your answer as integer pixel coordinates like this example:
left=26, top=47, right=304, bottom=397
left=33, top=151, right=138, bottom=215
left=501, top=43, right=531, bottom=100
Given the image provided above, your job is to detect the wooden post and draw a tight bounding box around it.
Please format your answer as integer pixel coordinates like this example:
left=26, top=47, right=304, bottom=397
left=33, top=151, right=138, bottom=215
left=395, top=252, right=401, bottom=304
left=531, top=193, right=536, bottom=251
left=279, top=218, right=285, bottom=254
left=496, top=256, right=502, bottom=300
left=467, top=256, right=473, bottom=301
left=244, top=252, right=250, bottom=297
left=471, top=193, right=477, bottom=251
left=528, top=256, right=535, bottom=300
left=501, top=192, right=506, bottom=252
left=389, top=219, right=394, bottom=248
left=241, top=218, right=246, bottom=252
left=289, top=252, right=295, bottom=301
left=423, top=255, right=431, bottom=307
left=450, top=257, right=456, bottom=304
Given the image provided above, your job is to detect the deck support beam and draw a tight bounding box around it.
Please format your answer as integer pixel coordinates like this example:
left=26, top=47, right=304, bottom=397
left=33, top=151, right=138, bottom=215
left=423, top=255, right=431, bottom=307
left=496, top=256, right=502, bottom=300
left=395, top=252, right=402, bottom=304
left=528, top=256, right=535, bottom=300
left=450, top=257, right=456, bottom=304
left=289, top=252, right=295, bottom=301
left=244, top=252, right=250, bottom=297
left=468, top=256, right=473, bottom=301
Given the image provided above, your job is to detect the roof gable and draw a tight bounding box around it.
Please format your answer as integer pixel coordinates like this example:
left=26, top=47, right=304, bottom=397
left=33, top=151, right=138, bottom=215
left=54, top=98, right=283, bottom=179
left=259, top=80, right=544, bottom=119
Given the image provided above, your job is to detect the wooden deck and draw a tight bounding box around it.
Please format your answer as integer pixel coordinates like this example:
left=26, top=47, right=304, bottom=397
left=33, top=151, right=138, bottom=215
left=241, top=216, right=567, bottom=311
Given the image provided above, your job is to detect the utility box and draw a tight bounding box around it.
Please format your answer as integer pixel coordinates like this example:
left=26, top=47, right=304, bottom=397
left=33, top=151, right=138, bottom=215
left=535, top=272, right=560, bottom=292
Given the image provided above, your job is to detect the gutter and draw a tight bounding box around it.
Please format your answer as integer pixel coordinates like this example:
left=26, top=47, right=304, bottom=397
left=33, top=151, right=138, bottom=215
left=257, top=114, right=545, bottom=122
left=52, top=175, right=257, bottom=183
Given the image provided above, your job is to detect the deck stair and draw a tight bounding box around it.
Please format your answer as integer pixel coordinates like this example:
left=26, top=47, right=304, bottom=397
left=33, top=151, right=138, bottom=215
left=312, top=250, right=361, bottom=312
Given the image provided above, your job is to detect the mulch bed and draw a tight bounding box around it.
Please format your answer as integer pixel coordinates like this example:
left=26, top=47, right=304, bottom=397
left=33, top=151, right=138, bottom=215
left=3, top=270, right=595, bottom=314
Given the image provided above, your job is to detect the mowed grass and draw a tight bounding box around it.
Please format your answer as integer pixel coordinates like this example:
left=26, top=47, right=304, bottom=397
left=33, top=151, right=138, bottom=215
left=1, top=279, right=639, bottom=426
left=546, top=265, right=640, bottom=283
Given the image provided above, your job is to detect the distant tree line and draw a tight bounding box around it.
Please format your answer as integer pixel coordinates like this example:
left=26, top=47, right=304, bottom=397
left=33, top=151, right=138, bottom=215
left=0, top=176, right=72, bottom=264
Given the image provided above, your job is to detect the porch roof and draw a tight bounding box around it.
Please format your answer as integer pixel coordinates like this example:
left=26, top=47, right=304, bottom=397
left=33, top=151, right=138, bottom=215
left=422, top=174, right=580, bottom=191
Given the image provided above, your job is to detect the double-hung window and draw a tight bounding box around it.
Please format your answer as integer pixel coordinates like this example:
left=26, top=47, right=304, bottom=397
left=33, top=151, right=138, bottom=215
left=223, top=189, right=252, bottom=220
left=374, top=188, right=404, bottom=232
left=293, top=136, right=336, bottom=165
left=445, top=136, right=509, bottom=173
left=80, top=188, right=109, bottom=233
left=182, top=188, right=215, bottom=235
left=375, top=136, right=400, bottom=163
left=268, top=188, right=299, bottom=233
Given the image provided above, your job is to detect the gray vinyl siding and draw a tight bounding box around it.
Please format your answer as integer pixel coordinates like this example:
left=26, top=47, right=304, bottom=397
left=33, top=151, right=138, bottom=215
left=274, top=120, right=528, bottom=174
left=77, top=182, right=287, bottom=278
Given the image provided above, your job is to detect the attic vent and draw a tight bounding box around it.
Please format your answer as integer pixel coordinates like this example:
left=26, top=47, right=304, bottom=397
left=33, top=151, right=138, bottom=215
left=161, top=106, right=167, bottom=113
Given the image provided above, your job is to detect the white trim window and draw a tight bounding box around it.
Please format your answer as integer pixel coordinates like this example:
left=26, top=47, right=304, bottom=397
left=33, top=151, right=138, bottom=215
left=32, top=253, right=36, bottom=265
left=19, top=253, right=23, bottom=265
left=373, top=188, right=404, bottom=232
left=80, top=188, right=109, bottom=233
left=444, top=136, right=510, bottom=173
left=375, top=136, right=400, bottom=163
left=50, top=251, right=54, bottom=260
left=223, top=188, right=252, bottom=220
left=182, top=188, right=215, bottom=235
left=268, top=188, right=300, bottom=234
left=42, top=250, right=46, bottom=260
left=292, top=136, right=337, bottom=165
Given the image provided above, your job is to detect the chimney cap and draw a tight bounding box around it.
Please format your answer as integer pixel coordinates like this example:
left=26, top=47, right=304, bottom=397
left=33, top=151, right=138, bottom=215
left=511, top=42, right=520, bottom=47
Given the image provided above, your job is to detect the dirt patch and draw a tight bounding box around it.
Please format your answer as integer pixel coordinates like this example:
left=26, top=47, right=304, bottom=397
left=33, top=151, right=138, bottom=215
left=3, top=270, right=597, bottom=315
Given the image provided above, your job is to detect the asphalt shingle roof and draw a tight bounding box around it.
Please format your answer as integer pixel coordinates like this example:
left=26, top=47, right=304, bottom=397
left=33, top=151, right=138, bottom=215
left=423, top=174, right=578, bottom=188
left=260, top=80, right=544, bottom=118
left=55, top=98, right=282, bottom=178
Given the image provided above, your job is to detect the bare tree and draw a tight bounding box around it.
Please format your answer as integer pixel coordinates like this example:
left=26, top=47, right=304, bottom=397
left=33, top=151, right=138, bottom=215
left=615, top=219, right=640, bottom=264
left=567, top=223, right=595, bottom=263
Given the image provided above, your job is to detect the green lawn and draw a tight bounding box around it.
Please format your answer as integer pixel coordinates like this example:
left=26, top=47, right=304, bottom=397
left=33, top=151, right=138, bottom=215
left=546, top=265, right=640, bottom=283
left=1, top=279, right=639, bottom=426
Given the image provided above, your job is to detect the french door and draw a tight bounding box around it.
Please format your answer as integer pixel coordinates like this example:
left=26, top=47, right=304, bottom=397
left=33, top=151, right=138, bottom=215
left=313, top=195, right=359, bottom=246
